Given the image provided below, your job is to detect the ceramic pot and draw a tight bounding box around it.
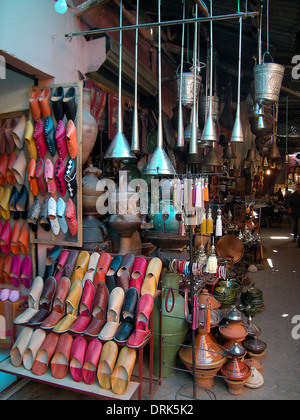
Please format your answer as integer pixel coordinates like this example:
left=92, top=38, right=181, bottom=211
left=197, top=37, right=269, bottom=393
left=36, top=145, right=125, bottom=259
left=82, top=165, right=103, bottom=215
left=224, top=377, right=248, bottom=395
left=221, top=342, right=251, bottom=382
left=219, top=321, right=248, bottom=342
left=197, top=288, right=220, bottom=310
left=244, top=335, right=267, bottom=354
left=154, top=272, right=189, bottom=377
left=153, top=200, right=178, bottom=233
left=82, top=214, right=111, bottom=252
left=82, top=88, right=98, bottom=165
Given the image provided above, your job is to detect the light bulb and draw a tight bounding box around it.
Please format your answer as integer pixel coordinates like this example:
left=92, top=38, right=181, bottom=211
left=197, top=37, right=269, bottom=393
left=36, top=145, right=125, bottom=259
left=55, top=0, right=68, bottom=14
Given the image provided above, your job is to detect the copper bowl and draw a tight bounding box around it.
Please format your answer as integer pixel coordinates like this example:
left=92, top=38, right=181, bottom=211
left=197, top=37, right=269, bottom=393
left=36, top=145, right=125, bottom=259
left=216, top=234, right=244, bottom=263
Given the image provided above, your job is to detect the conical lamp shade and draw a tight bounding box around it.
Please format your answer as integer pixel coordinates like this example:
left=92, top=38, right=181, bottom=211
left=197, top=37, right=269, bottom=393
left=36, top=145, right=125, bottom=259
left=223, top=144, right=235, bottom=159
left=245, top=147, right=257, bottom=162
left=231, top=116, right=244, bottom=142
left=204, top=145, right=223, bottom=167
left=142, top=146, right=176, bottom=176
left=104, top=132, right=136, bottom=160
left=269, top=137, right=281, bottom=160
left=201, top=112, right=218, bottom=142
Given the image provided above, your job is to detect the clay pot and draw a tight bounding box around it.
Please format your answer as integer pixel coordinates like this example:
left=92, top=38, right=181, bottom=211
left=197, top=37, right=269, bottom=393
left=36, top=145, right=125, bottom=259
left=82, top=88, right=99, bottom=165
left=179, top=328, right=227, bottom=388
left=82, top=165, right=103, bottom=215
left=219, top=321, right=248, bottom=342
left=221, top=342, right=251, bottom=382
left=244, top=358, right=263, bottom=374
left=82, top=214, right=111, bottom=252
left=197, top=288, right=220, bottom=310
left=224, top=377, right=248, bottom=395
left=244, top=335, right=267, bottom=354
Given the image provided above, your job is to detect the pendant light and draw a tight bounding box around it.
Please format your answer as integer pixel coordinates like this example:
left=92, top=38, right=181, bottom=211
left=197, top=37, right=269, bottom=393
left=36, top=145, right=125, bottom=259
left=143, top=0, right=177, bottom=176
left=201, top=0, right=217, bottom=143
left=104, top=0, right=135, bottom=161
left=131, top=0, right=140, bottom=153
left=189, top=4, right=199, bottom=155
left=231, top=14, right=244, bottom=143
left=203, top=143, right=223, bottom=167
left=177, top=0, right=186, bottom=148
left=284, top=96, right=290, bottom=164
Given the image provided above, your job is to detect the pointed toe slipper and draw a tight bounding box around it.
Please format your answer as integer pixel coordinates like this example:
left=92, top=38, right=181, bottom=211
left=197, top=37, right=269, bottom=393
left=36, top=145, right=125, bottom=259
left=111, top=346, right=136, bottom=395
left=32, top=332, right=59, bottom=376
left=14, top=276, right=44, bottom=325
left=93, top=252, right=112, bottom=287
left=82, top=252, right=100, bottom=284
left=51, top=332, right=73, bottom=379
left=83, top=338, right=102, bottom=385
left=126, top=294, right=154, bottom=349
left=71, top=251, right=90, bottom=283
left=116, top=253, right=135, bottom=292
left=97, top=340, right=118, bottom=390
left=10, top=327, right=34, bottom=367
left=141, top=257, right=163, bottom=297
left=84, top=282, right=109, bottom=337
left=129, top=257, right=148, bottom=294
left=70, top=336, right=87, bottom=382
left=23, top=328, right=46, bottom=371
left=105, top=255, right=122, bottom=293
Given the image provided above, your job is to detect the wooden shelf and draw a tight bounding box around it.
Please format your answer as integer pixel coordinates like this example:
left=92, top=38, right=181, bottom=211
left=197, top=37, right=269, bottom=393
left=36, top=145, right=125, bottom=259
left=0, top=357, right=140, bottom=400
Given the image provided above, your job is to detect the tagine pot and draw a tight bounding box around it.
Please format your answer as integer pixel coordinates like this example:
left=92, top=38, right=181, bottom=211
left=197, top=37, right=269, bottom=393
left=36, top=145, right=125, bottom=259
left=179, top=327, right=227, bottom=388
left=221, top=342, right=251, bottom=386
left=198, top=288, right=221, bottom=310
left=82, top=88, right=99, bottom=165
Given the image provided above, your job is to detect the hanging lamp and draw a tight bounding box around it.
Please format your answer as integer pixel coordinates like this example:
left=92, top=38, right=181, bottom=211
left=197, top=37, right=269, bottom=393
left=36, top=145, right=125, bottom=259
left=200, top=0, right=217, bottom=143
left=104, top=0, right=135, bottom=161
left=143, top=0, right=177, bottom=176
left=177, top=0, right=186, bottom=148
left=189, top=4, right=199, bottom=155
left=131, top=0, right=140, bottom=153
left=231, top=13, right=244, bottom=143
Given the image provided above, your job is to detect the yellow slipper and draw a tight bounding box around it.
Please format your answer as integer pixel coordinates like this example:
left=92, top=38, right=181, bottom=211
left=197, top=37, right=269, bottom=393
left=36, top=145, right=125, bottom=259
left=71, top=251, right=90, bottom=283
left=141, top=257, right=162, bottom=297
left=97, top=341, right=119, bottom=390
left=53, top=280, right=82, bottom=333
left=111, top=346, right=136, bottom=395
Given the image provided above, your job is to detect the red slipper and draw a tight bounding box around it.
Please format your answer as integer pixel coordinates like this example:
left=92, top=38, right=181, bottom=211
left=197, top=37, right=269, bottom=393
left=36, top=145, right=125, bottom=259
left=93, top=252, right=112, bottom=287
left=65, top=198, right=78, bottom=237
left=32, top=332, right=59, bottom=376
left=83, top=338, right=102, bottom=385
left=126, top=294, right=154, bottom=349
left=70, top=336, right=87, bottom=382
left=129, top=257, right=148, bottom=294
left=51, top=332, right=73, bottom=379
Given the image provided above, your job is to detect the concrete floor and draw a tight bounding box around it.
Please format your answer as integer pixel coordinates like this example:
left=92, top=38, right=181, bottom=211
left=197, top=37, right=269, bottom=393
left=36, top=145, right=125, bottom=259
left=1, top=225, right=300, bottom=401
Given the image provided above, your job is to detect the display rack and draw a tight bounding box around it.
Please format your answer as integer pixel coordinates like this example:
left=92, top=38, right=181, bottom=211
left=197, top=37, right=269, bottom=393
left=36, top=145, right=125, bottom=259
left=28, top=82, right=83, bottom=248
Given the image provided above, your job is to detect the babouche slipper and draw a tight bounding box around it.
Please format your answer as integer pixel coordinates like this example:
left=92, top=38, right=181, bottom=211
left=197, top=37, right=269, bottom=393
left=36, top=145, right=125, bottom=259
left=70, top=336, right=87, bottom=382
left=10, top=327, right=34, bottom=367
left=23, top=328, right=46, bottom=371
left=116, top=253, right=135, bottom=292
left=114, top=287, right=139, bottom=344
left=83, top=338, right=102, bottom=385
left=51, top=332, right=73, bottom=379
left=14, top=276, right=44, bottom=325
left=111, top=346, right=136, bottom=395
left=32, top=332, right=59, bottom=376
left=126, top=293, right=154, bottom=349
left=53, top=279, right=82, bottom=333
left=41, top=276, right=71, bottom=330
left=69, top=279, right=95, bottom=334
left=84, top=282, right=109, bottom=337
left=98, top=287, right=124, bottom=342
left=93, top=252, right=112, bottom=287
left=97, top=340, right=119, bottom=390
left=141, top=257, right=163, bottom=297
left=129, top=257, right=148, bottom=294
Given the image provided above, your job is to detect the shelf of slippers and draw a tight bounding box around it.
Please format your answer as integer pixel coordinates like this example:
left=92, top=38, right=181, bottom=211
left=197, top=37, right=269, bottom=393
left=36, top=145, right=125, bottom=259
left=27, top=82, right=83, bottom=248
left=0, top=109, right=36, bottom=302
left=2, top=249, right=163, bottom=400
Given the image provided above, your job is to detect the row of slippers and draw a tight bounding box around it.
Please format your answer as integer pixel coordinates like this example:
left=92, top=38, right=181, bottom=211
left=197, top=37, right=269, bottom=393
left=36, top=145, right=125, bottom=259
left=28, top=156, right=77, bottom=199
left=14, top=275, right=155, bottom=347
left=0, top=254, right=31, bottom=287
left=29, top=197, right=78, bottom=237
left=11, top=328, right=135, bottom=395
left=0, top=220, right=29, bottom=255
left=43, top=248, right=163, bottom=297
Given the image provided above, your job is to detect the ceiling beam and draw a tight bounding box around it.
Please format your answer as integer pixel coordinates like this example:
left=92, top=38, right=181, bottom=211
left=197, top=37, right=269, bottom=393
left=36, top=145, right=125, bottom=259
left=74, top=0, right=110, bottom=17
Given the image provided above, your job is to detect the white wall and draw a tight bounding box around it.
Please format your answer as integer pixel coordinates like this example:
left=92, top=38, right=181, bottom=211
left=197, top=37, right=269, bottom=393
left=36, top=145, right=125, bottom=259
left=0, top=0, right=104, bottom=85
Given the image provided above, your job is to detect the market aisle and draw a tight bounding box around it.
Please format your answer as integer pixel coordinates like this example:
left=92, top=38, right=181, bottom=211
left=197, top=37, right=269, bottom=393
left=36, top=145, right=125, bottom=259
left=3, top=226, right=300, bottom=401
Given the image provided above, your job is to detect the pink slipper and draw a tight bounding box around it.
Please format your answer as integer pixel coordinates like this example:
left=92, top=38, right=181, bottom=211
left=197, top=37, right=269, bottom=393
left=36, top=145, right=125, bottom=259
left=0, top=288, right=10, bottom=301
left=9, top=290, right=20, bottom=302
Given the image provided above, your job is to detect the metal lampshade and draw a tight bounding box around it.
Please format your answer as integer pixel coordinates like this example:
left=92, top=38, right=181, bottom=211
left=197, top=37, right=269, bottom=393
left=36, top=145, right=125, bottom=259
left=204, top=144, right=223, bottom=166
left=231, top=115, right=244, bottom=143
left=105, top=0, right=135, bottom=161
left=245, top=147, right=257, bottom=162
left=143, top=0, right=176, bottom=176
left=269, top=136, right=281, bottom=160
left=222, top=143, right=236, bottom=159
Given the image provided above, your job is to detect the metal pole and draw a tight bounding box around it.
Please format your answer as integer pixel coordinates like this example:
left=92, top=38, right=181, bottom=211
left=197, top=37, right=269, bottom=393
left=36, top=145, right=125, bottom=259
left=65, top=11, right=259, bottom=39
left=118, top=0, right=123, bottom=134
